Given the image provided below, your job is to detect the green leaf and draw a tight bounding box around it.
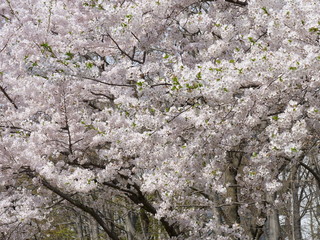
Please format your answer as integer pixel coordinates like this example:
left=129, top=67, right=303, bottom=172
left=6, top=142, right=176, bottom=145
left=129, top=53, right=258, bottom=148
left=248, top=37, right=255, bottom=43
left=163, top=53, right=170, bottom=59
left=65, top=51, right=74, bottom=60
left=196, top=72, right=202, bottom=80
left=98, top=4, right=105, bottom=10
left=172, top=76, right=179, bottom=85
left=291, top=147, right=298, bottom=152
left=186, top=82, right=203, bottom=90
left=211, top=170, right=217, bottom=175
left=40, top=42, right=53, bottom=53
left=86, top=62, right=94, bottom=68
left=261, top=7, right=270, bottom=15
left=309, top=27, right=319, bottom=33
left=149, top=108, right=155, bottom=113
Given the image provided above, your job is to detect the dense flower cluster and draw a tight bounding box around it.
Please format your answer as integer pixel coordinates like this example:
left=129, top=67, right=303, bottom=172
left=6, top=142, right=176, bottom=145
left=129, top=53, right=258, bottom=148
left=1, top=0, right=320, bottom=239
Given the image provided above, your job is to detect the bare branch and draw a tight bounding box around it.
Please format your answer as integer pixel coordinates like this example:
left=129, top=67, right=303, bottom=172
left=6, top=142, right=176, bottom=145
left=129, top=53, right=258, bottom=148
left=0, top=13, right=10, bottom=21
left=90, top=91, right=115, bottom=101
left=224, top=0, right=248, bottom=7
left=103, top=33, right=147, bottom=64
left=25, top=169, right=121, bottom=240
left=0, top=86, right=18, bottom=109
left=72, top=75, right=135, bottom=87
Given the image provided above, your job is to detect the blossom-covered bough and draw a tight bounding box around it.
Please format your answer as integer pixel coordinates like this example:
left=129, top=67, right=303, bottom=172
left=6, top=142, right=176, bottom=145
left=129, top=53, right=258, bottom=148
left=1, top=0, right=320, bottom=239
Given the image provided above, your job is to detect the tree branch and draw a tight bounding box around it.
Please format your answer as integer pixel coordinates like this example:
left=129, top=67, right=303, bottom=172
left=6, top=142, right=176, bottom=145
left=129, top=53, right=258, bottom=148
left=72, top=75, right=135, bottom=87
left=103, top=180, right=180, bottom=237
left=103, top=33, right=146, bottom=64
left=224, top=0, right=248, bottom=7
left=25, top=170, right=120, bottom=240
left=282, top=155, right=320, bottom=189
left=0, top=86, right=18, bottom=109
left=299, top=162, right=320, bottom=189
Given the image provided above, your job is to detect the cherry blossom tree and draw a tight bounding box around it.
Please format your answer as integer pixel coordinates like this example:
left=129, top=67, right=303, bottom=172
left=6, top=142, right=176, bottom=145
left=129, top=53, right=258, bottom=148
left=1, top=0, right=320, bottom=239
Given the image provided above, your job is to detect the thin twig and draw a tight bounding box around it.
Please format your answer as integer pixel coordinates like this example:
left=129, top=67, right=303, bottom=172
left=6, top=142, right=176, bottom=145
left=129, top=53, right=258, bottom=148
left=104, top=33, right=146, bottom=64
left=90, top=91, right=115, bottom=100
left=72, top=75, right=135, bottom=87
left=0, top=86, right=18, bottom=109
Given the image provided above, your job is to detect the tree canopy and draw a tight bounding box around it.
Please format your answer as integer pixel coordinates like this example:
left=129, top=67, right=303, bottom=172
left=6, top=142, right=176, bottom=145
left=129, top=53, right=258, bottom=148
left=1, top=0, right=320, bottom=239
